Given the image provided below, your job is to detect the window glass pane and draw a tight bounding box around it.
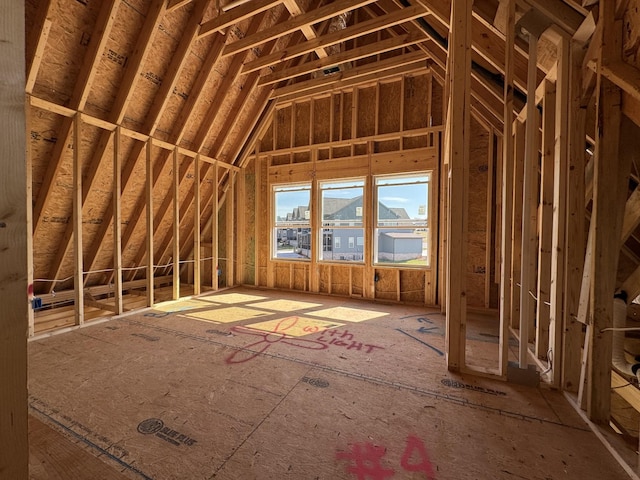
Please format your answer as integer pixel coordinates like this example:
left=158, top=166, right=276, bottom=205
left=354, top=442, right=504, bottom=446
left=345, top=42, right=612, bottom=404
left=275, top=185, right=310, bottom=226
left=275, top=228, right=311, bottom=259
left=375, top=173, right=430, bottom=266
left=321, top=180, right=364, bottom=227
left=319, top=228, right=364, bottom=262
left=376, top=178, right=428, bottom=227
left=375, top=228, right=428, bottom=266
left=273, top=184, right=311, bottom=260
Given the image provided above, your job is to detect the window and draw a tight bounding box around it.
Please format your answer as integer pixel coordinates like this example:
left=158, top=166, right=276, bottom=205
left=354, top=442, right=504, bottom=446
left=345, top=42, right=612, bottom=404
left=319, top=179, right=364, bottom=262
left=273, top=184, right=311, bottom=260
left=374, top=173, right=430, bottom=266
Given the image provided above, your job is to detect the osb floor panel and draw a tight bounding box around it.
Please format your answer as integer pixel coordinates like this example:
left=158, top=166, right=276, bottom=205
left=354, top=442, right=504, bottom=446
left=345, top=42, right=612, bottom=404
left=28, top=287, right=628, bottom=480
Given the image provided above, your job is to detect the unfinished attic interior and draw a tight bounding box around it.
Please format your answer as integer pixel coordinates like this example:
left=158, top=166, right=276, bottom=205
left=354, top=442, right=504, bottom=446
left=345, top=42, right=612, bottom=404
left=5, top=0, right=640, bottom=477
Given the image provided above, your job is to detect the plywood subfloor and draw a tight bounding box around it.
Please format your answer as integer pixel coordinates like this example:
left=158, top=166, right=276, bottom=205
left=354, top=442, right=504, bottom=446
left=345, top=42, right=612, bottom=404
left=28, top=287, right=630, bottom=479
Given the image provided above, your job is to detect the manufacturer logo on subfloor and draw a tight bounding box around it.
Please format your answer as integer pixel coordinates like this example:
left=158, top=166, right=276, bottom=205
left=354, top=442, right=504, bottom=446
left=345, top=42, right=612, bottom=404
left=137, top=418, right=198, bottom=446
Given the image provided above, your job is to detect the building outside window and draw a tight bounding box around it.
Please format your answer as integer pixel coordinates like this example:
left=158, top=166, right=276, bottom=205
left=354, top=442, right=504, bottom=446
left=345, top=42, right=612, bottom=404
left=273, top=184, right=311, bottom=260
left=374, top=173, right=430, bottom=266
left=319, top=179, right=365, bottom=262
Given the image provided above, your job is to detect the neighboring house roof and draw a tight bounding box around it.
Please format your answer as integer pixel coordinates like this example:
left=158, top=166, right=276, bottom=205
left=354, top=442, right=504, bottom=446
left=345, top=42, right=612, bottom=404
left=381, top=232, right=423, bottom=239
left=322, top=196, right=410, bottom=220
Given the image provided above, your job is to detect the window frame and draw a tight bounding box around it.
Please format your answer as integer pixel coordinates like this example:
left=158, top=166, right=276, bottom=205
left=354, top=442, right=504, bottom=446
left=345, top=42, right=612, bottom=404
left=373, top=172, right=431, bottom=268
left=272, top=182, right=312, bottom=261
left=317, top=177, right=366, bottom=264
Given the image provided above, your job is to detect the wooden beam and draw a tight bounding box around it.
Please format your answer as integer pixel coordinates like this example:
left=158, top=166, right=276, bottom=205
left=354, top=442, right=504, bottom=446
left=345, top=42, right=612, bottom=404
left=412, top=0, right=535, bottom=93
left=272, top=51, right=427, bottom=99
left=146, top=141, right=154, bottom=307
left=31, top=0, right=120, bottom=236
left=213, top=165, right=219, bottom=290
left=282, top=0, right=328, bottom=58
left=167, top=0, right=193, bottom=12
left=26, top=0, right=53, bottom=93
left=226, top=173, right=236, bottom=287
left=144, top=0, right=209, bottom=136
left=84, top=17, right=222, bottom=280
left=199, top=0, right=282, bottom=36
left=519, top=0, right=585, bottom=35
left=621, top=186, right=640, bottom=242
left=587, top=1, right=625, bottom=423
left=0, top=1, right=28, bottom=473
left=111, top=0, right=168, bottom=124
left=45, top=1, right=168, bottom=290
left=445, top=0, right=472, bottom=372
left=549, top=36, right=570, bottom=389
left=73, top=114, right=84, bottom=326
left=536, top=79, right=556, bottom=361
left=243, top=5, right=427, bottom=74
left=562, top=37, right=588, bottom=393
left=511, top=121, right=525, bottom=330
left=258, top=34, right=424, bottom=86
left=192, top=12, right=269, bottom=150
left=26, top=18, right=51, bottom=94
left=194, top=155, right=201, bottom=295
left=172, top=149, right=180, bottom=300
left=220, top=0, right=377, bottom=58
left=113, top=127, right=123, bottom=315
left=518, top=32, right=541, bottom=368
left=173, top=33, right=227, bottom=145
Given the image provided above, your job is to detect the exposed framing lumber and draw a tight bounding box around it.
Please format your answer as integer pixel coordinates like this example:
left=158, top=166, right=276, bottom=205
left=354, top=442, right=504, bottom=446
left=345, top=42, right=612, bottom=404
left=562, top=37, right=588, bottom=393
left=146, top=141, right=154, bottom=307
left=549, top=36, right=570, bottom=389
left=242, top=5, right=428, bottom=74
left=113, top=127, right=123, bottom=315
left=587, top=1, right=625, bottom=423
left=282, top=0, right=328, bottom=58
left=226, top=173, right=236, bottom=287
left=212, top=166, right=219, bottom=290
left=518, top=31, right=541, bottom=368
left=25, top=97, right=35, bottom=338
left=0, top=1, right=28, bottom=473
left=199, top=0, right=283, bottom=36
left=73, top=114, right=84, bottom=326
left=519, top=0, right=585, bottom=35
left=172, top=149, right=180, bottom=300
left=510, top=121, right=525, bottom=330
left=45, top=0, right=168, bottom=291
left=167, top=0, right=193, bottom=12
left=194, top=155, right=201, bottom=295
left=258, top=34, right=425, bottom=86
left=25, top=0, right=53, bottom=93
left=32, top=0, right=120, bottom=237
left=191, top=11, right=270, bottom=149
left=536, top=79, right=556, bottom=361
left=128, top=13, right=280, bottom=277
left=413, top=0, right=537, bottom=94
left=220, top=0, right=377, bottom=58
left=445, top=0, right=472, bottom=372
left=101, top=35, right=229, bottom=282
left=272, top=51, right=428, bottom=99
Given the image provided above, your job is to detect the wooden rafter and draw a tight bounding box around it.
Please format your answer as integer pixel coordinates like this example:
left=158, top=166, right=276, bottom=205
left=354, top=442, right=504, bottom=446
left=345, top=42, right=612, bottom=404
left=99, top=33, right=229, bottom=282
left=83, top=0, right=210, bottom=282
left=199, top=0, right=283, bottom=36
left=32, top=0, right=121, bottom=237
left=258, top=34, right=425, bottom=86
left=271, top=50, right=427, bottom=98
left=125, top=11, right=278, bottom=278
left=46, top=0, right=169, bottom=292
left=220, top=0, right=377, bottom=58
left=282, top=0, right=328, bottom=58
left=242, top=4, right=427, bottom=74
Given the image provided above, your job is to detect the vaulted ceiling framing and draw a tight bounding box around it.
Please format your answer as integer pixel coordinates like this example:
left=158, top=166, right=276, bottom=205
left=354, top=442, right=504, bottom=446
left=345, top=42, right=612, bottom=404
left=5, top=0, right=640, bottom=475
